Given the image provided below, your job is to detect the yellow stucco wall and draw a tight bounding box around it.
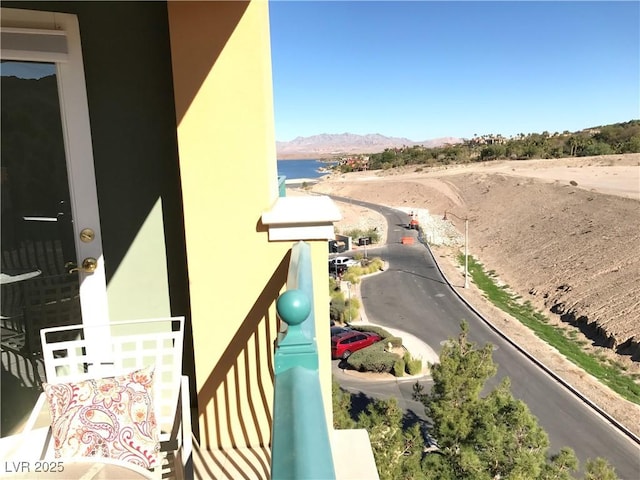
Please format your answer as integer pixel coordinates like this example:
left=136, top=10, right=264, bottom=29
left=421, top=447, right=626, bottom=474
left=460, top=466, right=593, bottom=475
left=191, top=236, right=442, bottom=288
left=167, top=0, right=333, bottom=450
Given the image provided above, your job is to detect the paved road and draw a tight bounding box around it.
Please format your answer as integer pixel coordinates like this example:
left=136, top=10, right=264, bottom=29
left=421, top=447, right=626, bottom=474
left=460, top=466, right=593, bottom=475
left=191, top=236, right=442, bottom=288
left=330, top=195, right=640, bottom=479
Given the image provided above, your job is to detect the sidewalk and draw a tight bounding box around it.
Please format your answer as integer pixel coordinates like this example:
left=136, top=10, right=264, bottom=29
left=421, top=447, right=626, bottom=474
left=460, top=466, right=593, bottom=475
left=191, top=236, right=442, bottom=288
left=376, top=325, right=439, bottom=368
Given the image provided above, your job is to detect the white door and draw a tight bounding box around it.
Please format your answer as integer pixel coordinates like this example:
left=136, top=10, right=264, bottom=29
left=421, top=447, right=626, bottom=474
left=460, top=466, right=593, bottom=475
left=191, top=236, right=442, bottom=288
left=1, top=8, right=109, bottom=394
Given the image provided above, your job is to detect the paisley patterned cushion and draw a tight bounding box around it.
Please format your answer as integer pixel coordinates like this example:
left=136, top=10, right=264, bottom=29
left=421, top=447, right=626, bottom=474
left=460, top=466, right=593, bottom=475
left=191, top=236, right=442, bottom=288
left=42, top=365, right=159, bottom=469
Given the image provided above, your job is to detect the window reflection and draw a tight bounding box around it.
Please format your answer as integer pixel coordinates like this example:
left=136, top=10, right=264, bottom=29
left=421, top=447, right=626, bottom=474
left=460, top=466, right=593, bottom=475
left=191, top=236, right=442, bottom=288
left=1, top=61, right=81, bottom=426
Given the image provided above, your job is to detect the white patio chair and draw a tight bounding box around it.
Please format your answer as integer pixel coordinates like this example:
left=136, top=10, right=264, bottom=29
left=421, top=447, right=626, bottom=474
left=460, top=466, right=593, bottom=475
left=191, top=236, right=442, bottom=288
left=18, top=317, right=192, bottom=480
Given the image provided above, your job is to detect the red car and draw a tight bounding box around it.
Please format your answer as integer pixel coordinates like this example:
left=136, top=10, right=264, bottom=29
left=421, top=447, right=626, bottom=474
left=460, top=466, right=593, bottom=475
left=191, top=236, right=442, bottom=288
left=331, top=330, right=381, bottom=359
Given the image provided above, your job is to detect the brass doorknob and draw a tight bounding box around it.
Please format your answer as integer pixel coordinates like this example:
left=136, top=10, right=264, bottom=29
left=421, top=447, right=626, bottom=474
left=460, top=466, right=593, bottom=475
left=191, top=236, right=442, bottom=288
left=67, top=257, right=98, bottom=274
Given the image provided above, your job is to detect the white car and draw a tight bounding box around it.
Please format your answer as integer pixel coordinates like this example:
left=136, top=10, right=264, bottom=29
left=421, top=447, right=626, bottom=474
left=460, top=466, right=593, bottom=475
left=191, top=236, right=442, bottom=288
left=329, top=256, right=359, bottom=268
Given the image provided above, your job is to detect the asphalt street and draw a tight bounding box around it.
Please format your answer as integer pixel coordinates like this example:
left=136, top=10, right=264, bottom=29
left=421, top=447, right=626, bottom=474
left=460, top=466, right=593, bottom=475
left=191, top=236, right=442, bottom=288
left=330, top=195, right=640, bottom=480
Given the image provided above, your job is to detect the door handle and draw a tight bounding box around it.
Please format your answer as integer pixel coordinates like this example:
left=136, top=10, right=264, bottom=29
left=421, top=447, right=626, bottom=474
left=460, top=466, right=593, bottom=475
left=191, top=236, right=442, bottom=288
left=66, top=257, right=98, bottom=274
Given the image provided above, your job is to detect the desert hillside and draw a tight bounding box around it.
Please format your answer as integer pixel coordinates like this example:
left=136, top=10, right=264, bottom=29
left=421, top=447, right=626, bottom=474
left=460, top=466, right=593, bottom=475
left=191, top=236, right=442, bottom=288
left=312, top=154, right=640, bottom=359
left=276, top=132, right=461, bottom=158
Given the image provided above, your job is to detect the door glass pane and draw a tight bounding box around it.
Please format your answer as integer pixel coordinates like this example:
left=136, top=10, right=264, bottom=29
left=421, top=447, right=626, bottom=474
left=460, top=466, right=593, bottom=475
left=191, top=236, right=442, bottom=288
left=1, top=60, right=81, bottom=435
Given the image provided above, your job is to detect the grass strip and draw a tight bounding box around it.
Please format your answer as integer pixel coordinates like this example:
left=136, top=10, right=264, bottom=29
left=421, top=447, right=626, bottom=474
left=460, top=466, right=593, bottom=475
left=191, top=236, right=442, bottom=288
left=461, top=253, right=640, bottom=405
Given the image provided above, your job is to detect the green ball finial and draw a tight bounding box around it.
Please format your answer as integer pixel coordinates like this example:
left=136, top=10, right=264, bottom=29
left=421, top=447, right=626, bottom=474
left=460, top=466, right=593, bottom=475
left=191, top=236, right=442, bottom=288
left=277, top=290, right=311, bottom=326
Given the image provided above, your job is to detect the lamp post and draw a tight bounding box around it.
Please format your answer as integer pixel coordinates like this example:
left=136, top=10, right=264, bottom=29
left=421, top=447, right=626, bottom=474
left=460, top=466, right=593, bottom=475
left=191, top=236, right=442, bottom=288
left=443, top=211, right=469, bottom=289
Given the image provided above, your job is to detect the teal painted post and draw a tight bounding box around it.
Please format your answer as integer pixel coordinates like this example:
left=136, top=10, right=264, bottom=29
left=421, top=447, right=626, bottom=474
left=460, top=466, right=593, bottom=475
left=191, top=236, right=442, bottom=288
left=274, top=241, right=318, bottom=373
left=278, top=175, right=287, bottom=197
left=272, top=367, right=336, bottom=479
left=275, top=290, right=317, bottom=372
left=271, top=241, right=336, bottom=479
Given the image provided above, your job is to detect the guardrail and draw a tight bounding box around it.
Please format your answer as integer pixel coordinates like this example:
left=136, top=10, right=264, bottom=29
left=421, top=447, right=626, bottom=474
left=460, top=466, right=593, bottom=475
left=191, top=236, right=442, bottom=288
left=271, top=241, right=336, bottom=479
left=278, top=175, right=287, bottom=198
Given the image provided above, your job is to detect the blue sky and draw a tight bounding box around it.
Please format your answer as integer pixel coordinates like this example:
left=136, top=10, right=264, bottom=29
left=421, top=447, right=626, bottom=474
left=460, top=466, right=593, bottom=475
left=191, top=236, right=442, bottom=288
left=269, top=1, right=640, bottom=142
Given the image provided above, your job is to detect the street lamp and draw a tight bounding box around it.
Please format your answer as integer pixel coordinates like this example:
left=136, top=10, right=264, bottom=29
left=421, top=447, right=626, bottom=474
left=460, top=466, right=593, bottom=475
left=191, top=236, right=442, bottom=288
left=443, top=211, right=469, bottom=289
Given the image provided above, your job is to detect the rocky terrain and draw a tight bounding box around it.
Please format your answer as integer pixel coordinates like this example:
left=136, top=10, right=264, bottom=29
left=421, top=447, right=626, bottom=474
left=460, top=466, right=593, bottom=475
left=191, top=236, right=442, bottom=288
left=303, top=153, right=640, bottom=435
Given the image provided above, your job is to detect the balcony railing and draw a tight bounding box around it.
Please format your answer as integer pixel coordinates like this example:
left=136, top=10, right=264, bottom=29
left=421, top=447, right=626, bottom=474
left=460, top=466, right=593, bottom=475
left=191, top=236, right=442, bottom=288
left=271, top=240, right=336, bottom=479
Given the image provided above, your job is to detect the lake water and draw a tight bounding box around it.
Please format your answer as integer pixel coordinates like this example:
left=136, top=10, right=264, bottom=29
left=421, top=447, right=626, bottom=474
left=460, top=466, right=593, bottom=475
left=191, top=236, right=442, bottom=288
left=277, top=159, right=335, bottom=180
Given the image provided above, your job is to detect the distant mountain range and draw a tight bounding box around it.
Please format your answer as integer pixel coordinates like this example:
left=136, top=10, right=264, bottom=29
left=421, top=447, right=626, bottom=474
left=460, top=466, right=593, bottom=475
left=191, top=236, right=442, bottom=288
left=276, top=132, right=461, bottom=158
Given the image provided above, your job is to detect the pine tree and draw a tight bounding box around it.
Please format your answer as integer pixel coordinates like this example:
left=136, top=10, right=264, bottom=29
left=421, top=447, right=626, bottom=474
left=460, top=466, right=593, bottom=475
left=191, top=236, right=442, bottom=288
left=583, top=458, right=618, bottom=480
left=472, top=378, right=550, bottom=479
left=541, top=447, right=579, bottom=480
left=356, top=397, right=425, bottom=480
left=333, top=322, right=620, bottom=479
left=417, top=322, right=585, bottom=480
left=332, top=380, right=355, bottom=429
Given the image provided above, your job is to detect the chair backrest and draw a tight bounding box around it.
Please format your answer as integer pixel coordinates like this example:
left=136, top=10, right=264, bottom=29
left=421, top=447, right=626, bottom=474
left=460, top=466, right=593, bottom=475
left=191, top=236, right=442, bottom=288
left=39, top=317, right=185, bottom=435
left=24, top=273, right=81, bottom=355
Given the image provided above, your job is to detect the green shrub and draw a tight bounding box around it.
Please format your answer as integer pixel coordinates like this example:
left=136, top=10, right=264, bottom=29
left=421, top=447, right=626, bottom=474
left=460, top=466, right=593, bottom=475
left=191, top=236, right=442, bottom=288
left=406, top=358, right=422, bottom=375
left=332, top=258, right=384, bottom=326
left=342, top=270, right=361, bottom=284
left=348, top=325, right=403, bottom=348
left=402, top=351, right=423, bottom=375
left=393, top=358, right=405, bottom=377
left=361, top=257, right=384, bottom=273
left=342, top=260, right=384, bottom=283
left=344, top=297, right=360, bottom=323
left=346, top=343, right=399, bottom=373
left=329, top=285, right=361, bottom=323
left=343, top=228, right=381, bottom=244
left=329, top=296, right=346, bottom=322
left=350, top=325, right=390, bottom=339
